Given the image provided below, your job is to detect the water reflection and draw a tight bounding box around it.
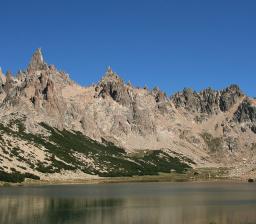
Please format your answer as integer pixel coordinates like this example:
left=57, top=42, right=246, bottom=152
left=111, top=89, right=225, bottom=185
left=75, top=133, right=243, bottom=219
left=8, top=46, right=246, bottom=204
left=0, top=182, right=256, bottom=224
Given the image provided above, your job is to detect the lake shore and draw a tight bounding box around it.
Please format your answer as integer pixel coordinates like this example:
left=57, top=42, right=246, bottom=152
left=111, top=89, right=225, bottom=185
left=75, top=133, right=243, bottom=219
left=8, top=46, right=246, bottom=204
left=0, top=169, right=248, bottom=187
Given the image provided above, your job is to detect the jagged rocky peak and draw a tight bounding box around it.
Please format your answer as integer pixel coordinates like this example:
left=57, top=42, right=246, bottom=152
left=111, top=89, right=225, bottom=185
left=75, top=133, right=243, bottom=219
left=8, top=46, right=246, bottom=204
left=28, top=48, right=47, bottom=72
left=219, top=84, right=244, bottom=112
left=96, top=67, right=132, bottom=106
left=26, top=48, right=72, bottom=87
left=171, top=84, right=244, bottom=117
left=6, top=70, right=13, bottom=80
left=180, top=87, right=219, bottom=114
left=171, top=87, right=212, bottom=114
left=99, top=66, right=123, bottom=84
left=5, top=70, right=15, bottom=85
left=151, top=86, right=167, bottom=103
left=3, top=70, right=15, bottom=94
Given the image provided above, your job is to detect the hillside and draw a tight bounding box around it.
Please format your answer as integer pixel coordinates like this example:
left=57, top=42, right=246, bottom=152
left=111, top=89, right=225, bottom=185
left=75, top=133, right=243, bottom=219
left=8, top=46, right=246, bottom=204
left=0, top=49, right=255, bottom=182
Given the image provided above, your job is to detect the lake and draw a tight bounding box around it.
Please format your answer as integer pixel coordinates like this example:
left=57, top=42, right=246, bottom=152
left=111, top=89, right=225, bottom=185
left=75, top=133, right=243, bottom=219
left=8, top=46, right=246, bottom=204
left=0, top=182, right=256, bottom=224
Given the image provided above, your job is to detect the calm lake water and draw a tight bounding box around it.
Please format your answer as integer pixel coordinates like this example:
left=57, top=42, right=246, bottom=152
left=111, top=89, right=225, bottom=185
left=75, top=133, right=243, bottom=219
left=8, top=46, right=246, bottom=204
left=0, top=182, right=256, bottom=224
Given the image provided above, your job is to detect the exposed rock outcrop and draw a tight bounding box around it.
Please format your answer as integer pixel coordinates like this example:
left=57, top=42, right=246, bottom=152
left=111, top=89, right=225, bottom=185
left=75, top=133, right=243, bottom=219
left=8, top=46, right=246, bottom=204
left=151, top=87, right=166, bottom=102
left=234, top=98, right=256, bottom=123
left=96, top=67, right=132, bottom=107
left=3, top=70, right=15, bottom=94
left=28, top=48, right=48, bottom=72
left=219, top=84, right=243, bottom=112
left=171, top=84, right=244, bottom=119
left=171, top=87, right=220, bottom=115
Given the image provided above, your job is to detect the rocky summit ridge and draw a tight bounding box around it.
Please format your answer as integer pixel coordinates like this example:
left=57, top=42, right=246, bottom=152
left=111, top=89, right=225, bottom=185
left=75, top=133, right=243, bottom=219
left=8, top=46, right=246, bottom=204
left=0, top=49, right=255, bottom=182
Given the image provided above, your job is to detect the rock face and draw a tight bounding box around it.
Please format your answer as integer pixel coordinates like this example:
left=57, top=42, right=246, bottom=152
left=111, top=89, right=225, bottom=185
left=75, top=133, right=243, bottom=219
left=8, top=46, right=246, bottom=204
left=172, top=87, right=220, bottom=115
left=3, top=70, right=15, bottom=95
left=219, top=85, right=243, bottom=112
left=28, top=48, right=47, bottom=71
left=172, top=85, right=243, bottom=120
left=3, top=50, right=68, bottom=112
left=96, top=67, right=132, bottom=107
left=0, top=48, right=255, bottom=181
left=234, top=98, right=256, bottom=123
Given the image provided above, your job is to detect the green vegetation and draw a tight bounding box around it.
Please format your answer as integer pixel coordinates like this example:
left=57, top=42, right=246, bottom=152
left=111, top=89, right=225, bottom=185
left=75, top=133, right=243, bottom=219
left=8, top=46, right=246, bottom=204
left=0, top=171, right=40, bottom=183
left=139, top=150, right=190, bottom=174
left=39, top=123, right=191, bottom=177
left=0, top=118, right=192, bottom=181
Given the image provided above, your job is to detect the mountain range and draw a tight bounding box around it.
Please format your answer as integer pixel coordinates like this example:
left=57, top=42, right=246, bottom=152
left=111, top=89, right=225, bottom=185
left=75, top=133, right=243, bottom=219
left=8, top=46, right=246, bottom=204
left=0, top=49, right=256, bottom=182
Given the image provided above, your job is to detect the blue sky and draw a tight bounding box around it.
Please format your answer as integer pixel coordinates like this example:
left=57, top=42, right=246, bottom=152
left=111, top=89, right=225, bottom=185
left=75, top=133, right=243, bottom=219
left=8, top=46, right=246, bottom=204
left=0, top=0, right=255, bottom=96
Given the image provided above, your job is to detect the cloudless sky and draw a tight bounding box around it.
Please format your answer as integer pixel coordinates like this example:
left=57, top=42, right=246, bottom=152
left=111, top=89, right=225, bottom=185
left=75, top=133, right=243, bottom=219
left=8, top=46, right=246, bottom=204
left=0, top=0, right=255, bottom=96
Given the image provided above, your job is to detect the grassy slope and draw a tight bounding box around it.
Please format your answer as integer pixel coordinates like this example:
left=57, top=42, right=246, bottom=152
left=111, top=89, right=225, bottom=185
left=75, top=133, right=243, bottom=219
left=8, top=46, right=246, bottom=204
left=0, top=118, right=192, bottom=182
